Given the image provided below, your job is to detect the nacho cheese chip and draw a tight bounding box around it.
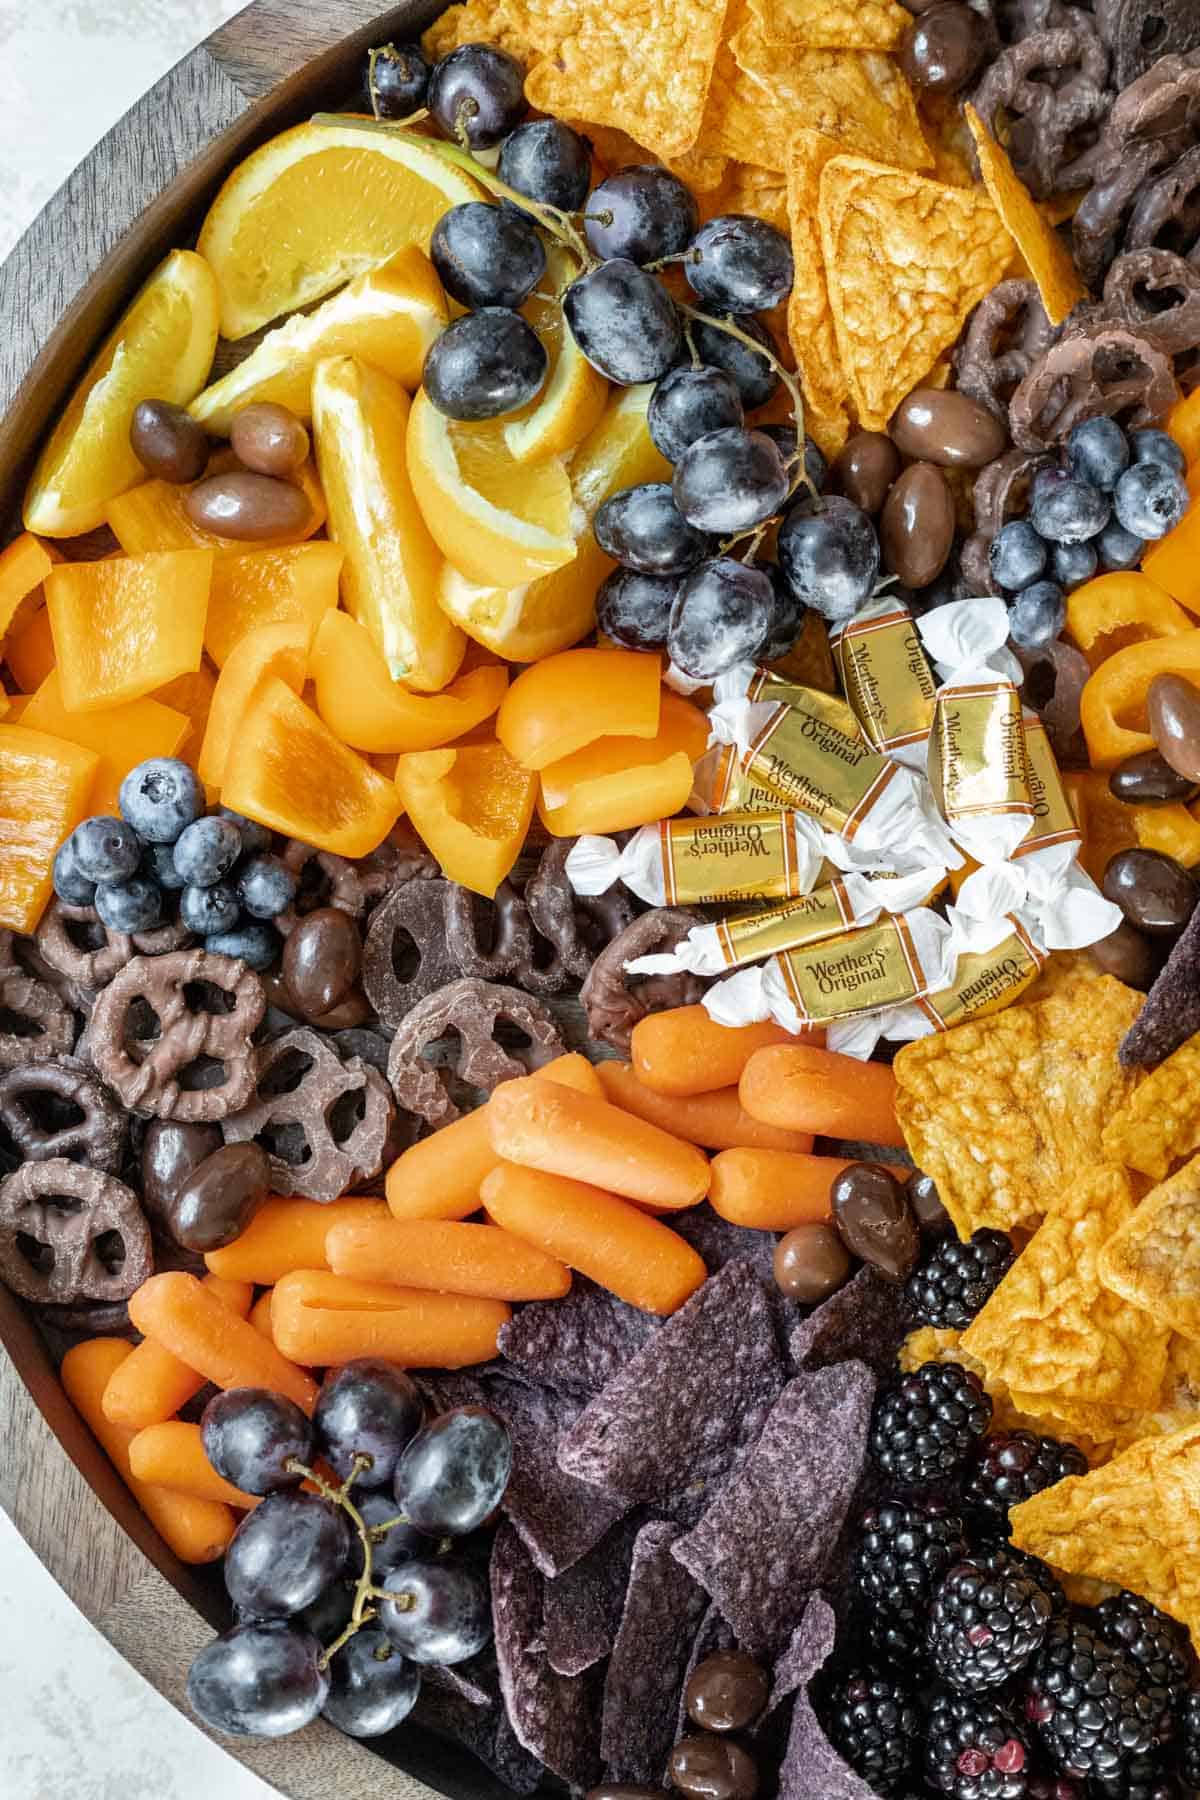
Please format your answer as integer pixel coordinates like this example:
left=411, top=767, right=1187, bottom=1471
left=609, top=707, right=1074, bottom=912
left=786, top=129, right=851, bottom=435
left=1102, top=1035, right=1200, bottom=1180
left=819, top=155, right=1015, bottom=431
left=747, top=0, right=909, bottom=49
left=1098, top=1152, right=1200, bottom=1343
left=894, top=972, right=1141, bottom=1238
left=962, top=1167, right=1169, bottom=1411
left=964, top=105, right=1086, bottom=327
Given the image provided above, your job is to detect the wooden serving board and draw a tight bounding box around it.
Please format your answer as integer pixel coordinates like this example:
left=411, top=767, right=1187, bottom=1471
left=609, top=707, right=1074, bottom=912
left=0, top=4, right=515, bottom=1796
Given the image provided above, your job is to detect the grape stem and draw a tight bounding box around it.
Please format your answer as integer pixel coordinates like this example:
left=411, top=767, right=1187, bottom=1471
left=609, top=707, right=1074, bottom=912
left=675, top=301, right=817, bottom=504
left=311, top=111, right=594, bottom=268
left=285, top=1455, right=392, bottom=1669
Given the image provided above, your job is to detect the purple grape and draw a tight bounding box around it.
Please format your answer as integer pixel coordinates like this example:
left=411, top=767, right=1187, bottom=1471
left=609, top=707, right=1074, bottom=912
left=497, top=119, right=591, bottom=213
left=595, top=567, right=679, bottom=651
left=427, top=43, right=526, bottom=151
left=394, top=1405, right=512, bottom=1537
left=349, top=1491, right=429, bottom=1582
left=299, top=1581, right=356, bottom=1644
left=776, top=494, right=880, bottom=623
left=688, top=313, right=779, bottom=410
left=378, top=1559, right=492, bottom=1665
left=563, top=259, right=683, bottom=385
left=667, top=556, right=775, bottom=680
left=224, top=1491, right=352, bottom=1619
left=314, top=1358, right=424, bottom=1487
left=648, top=365, right=744, bottom=463
left=672, top=427, right=789, bottom=534
left=187, top=1621, right=329, bottom=1738
left=423, top=309, right=547, bottom=421
left=584, top=165, right=698, bottom=264
left=685, top=213, right=794, bottom=312
left=594, top=482, right=711, bottom=575
left=430, top=201, right=546, bottom=310
left=201, top=1388, right=314, bottom=1495
left=367, top=43, right=429, bottom=119
left=760, top=561, right=805, bottom=661
left=321, top=1626, right=421, bottom=1738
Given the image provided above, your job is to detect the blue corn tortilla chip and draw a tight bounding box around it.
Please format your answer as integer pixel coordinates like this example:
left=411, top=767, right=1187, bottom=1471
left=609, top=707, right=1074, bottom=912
left=787, top=1266, right=910, bottom=1379
left=672, top=1204, right=778, bottom=1282
left=544, top=1512, right=644, bottom=1677
left=674, top=1603, right=738, bottom=1742
left=491, top=1520, right=603, bottom=1789
left=601, top=1519, right=712, bottom=1782
left=412, top=1685, right=544, bottom=1795
left=768, top=1593, right=838, bottom=1717
left=672, top=1363, right=876, bottom=1656
left=775, top=1592, right=878, bottom=1800
left=557, top=1261, right=786, bottom=1507
left=497, top=1274, right=660, bottom=1396
left=1119, top=904, right=1198, bottom=1067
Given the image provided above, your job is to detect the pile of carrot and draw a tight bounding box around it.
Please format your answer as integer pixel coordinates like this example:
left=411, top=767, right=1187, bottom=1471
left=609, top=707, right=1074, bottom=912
left=70, top=1011, right=901, bottom=1561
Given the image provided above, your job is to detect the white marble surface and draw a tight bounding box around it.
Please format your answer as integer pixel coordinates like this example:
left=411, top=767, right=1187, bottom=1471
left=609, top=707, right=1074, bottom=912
left=0, top=18, right=283, bottom=1798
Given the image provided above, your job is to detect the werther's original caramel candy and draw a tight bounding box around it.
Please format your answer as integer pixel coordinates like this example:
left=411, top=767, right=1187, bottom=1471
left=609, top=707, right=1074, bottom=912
left=565, top=812, right=826, bottom=907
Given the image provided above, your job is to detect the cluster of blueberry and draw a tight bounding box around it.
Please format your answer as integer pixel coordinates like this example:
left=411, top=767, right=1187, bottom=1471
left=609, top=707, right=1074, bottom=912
left=989, top=419, right=1191, bottom=652
left=52, top=758, right=294, bottom=969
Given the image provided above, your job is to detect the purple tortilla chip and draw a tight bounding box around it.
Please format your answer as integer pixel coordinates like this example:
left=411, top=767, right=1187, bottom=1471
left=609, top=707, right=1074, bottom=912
left=780, top=1685, right=879, bottom=1800
left=787, top=1266, right=910, bottom=1379
left=601, top=1519, right=711, bottom=1782
left=1120, top=901, right=1200, bottom=1068
left=491, top=1520, right=603, bottom=1789
left=544, top=1512, right=644, bottom=1677
left=767, top=1593, right=837, bottom=1716
left=674, top=1603, right=737, bottom=1742
left=412, top=1686, right=543, bottom=1795
left=423, top=1651, right=498, bottom=1709
left=498, top=1274, right=660, bottom=1396
left=672, top=1205, right=777, bottom=1282
left=557, top=1261, right=785, bottom=1506
left=672, top=1363, right=875, bottom=1656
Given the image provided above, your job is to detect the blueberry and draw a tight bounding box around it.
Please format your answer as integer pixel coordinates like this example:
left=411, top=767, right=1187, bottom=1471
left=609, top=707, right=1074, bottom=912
left=667, top=556, right=776, bottom=679
left=1049, top=538, right=1098, bottom=592
left=430, top=202, right=546, bottom=311
left=52, top=837, right=96, bottom=907
left=1007, top=580, right=1066, bottom=651
left=218, top=809, right=273, bottom=856
left=1130, top=427, right=1186, bottom=478
left=988, top=519, right=1048, bottom=592
left=685, top=213, right=794, bottom=313
left=1029, top=475, right=1110, bottom=545
left=69, top=815, right=143, bottom=884
left=760, top=426, right=826, bottom=495
left=688, top=314, right=779, bottom=411
left=1096, top=517, right=1146, bottom=571
left=583, top=165, right=698, bottom=265
left=119, top=757, right=204, bottom=844
left=1113, top=461, right=1189, bottom=541
left=142, top=840, right=187, bottom=892
left=94, top=875, right=164, bottom=934
left=776, top=495, right=880, bottom=623
left=174, top=816, right=243, bottom=887
left=563, top=259, right=683, bottom=386
left=423, top=308, right=548, bottom=420
left=205, top=923, right=281, bottom=972
left=760, top=561, right=805, bottom=661
left=497, top=119, right=591, bottom=213
left=648, top=366, right=744, bottom=464
left=1031, top=465, right=1070, bottom=504
left=237, top=854, right=298, bottom=920
left=594, top=483, right=710, bottom=576
left=672, top=427, right=789, bottom=535
left=594, top=567, right=679, bottom=650
left=427, top=43, right=526, bottom=151
left=180, top=882, right=241, bottom=936
left=1066, top=416, right=1129, bottom=491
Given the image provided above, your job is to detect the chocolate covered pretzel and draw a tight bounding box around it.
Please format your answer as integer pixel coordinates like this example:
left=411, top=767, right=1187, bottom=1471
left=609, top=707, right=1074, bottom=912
left=0, top=1157, right=152, bottom=1304
left=387, top=978, right=567, bottom=1129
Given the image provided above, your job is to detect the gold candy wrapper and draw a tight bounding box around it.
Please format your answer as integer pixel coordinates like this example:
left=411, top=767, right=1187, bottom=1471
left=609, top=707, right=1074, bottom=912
left=830, top=599, right=937, bottom=765
left=565, top=810, right=825, bottom=906
left=688, top=744, right=779, bottom=815
left=1014, top=713, right=1081, bottom=863
left=734, top=695, right=899, bottom=841
left=915, top=916, right=1046, bottom=1030
left=927, top=675, right=1035, bottom=863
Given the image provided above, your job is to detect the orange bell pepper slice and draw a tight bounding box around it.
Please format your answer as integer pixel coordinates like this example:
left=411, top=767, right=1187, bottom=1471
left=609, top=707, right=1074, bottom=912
left=198, top=620, right=310, bottom=788
left=21, top=669, right=190, bottom=814
left=1065, top=571, right=1192, bottom=671
left=1143, top=495, right=1200, bottom=613
left=1169, top=389, right=1200, bottom=470
left=497, top=647, right=662, bottom=770
left=0, top=723, right=98, bottom=931
left=394, top=739, right=536, bottom=897
left=4, top=602, right=56, bottom=693
left=45, top=549, right=213, bottom=712
left=310, top=609, right=508, bottom=753
left=537, top=692, right=709, bottom=836
left=0, top=533, right=60, bottom=643
left=221, top=675, right=401, bottom=857
left=204, top=542, right=343, bottom=668
left=1081, top=628, right=1200, bottom=768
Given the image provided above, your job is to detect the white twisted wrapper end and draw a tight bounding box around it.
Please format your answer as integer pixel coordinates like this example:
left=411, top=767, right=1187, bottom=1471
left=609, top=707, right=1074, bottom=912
left=953, top=859, right=1123, bottom=953
left=915, top=595, right=1024, bottom=686
left=564, top=833, right=640, bottom=899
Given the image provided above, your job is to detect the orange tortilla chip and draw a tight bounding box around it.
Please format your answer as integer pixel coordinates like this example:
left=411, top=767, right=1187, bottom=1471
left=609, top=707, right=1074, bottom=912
left=747, top=0, right=909, bottom=48
left=786, top=129, right=851, bottom=433
left=701, top=162, right=789, bottom=236
left=961, top=1166, right=1170, bottom=1411
left=1102, top=1035, right=1200, bottom=1181
left=1098, top=1152, right=1200, bottom=1342
left=819, top=154, right=1015, bottom=431
left=422, top=0, right=540, bottom=62
left=965, top=105, right=1085, bottom=328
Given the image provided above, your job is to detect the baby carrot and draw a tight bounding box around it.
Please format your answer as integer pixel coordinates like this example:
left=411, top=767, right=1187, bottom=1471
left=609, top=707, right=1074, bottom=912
left=630, top=1007, right=802, bottom=1097
left=710, top=1148, right=851, bottom=1230
left=102, top=1273, right=254, bottom=1429
left=129, top=1271, right=320, bottom=1416
left=327, top=1217, right=571, bottom=1301
left=482, top=1163, right=706, bottom=1315
left=595, top=1060, right=815, bottom=1154
left=739, top=1043, right=903, bottom=1145
left=487, top=1075, right=711, bottom=1212
left=384, top=1053, right=603, bottom=1223
left=129, top=1421, right=258, bottom=1509
left=271, top=1269, right=510, bottom=1368
left=205, top=1196, right=387, bottom=1284
left=62, top=1339, right=235, bottom=1564
left=249, top=1288, right=276, bottom=1341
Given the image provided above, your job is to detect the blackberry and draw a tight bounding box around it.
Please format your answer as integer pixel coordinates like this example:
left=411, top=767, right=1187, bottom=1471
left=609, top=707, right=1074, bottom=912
left=906, top=1230, right=1016, bottom=1329
left=870, top=1362, right=993, bottom=1489
left=1087, top=1749, right=1182, bottom=1798
left=929, top=1560, right=1053, bottom=1693
left=1178, top=1689, right=1200, bottom=1789
left=972, top=1543, right=1067, bottom=1618
left=926, top=1691, right=1031, bottom=1798
left=1024, top=1618, right=1157, bottom=1781
left=1027, top=1777, right=1084, bottom=1799
left=1093, top=1595, right=1191, bottom=1745
left=855, top=1499, right=969, bottom=1663
left=964, top=1433, right=1089, bottom=1524
left=823, top=1666, right=924, bottom=1792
